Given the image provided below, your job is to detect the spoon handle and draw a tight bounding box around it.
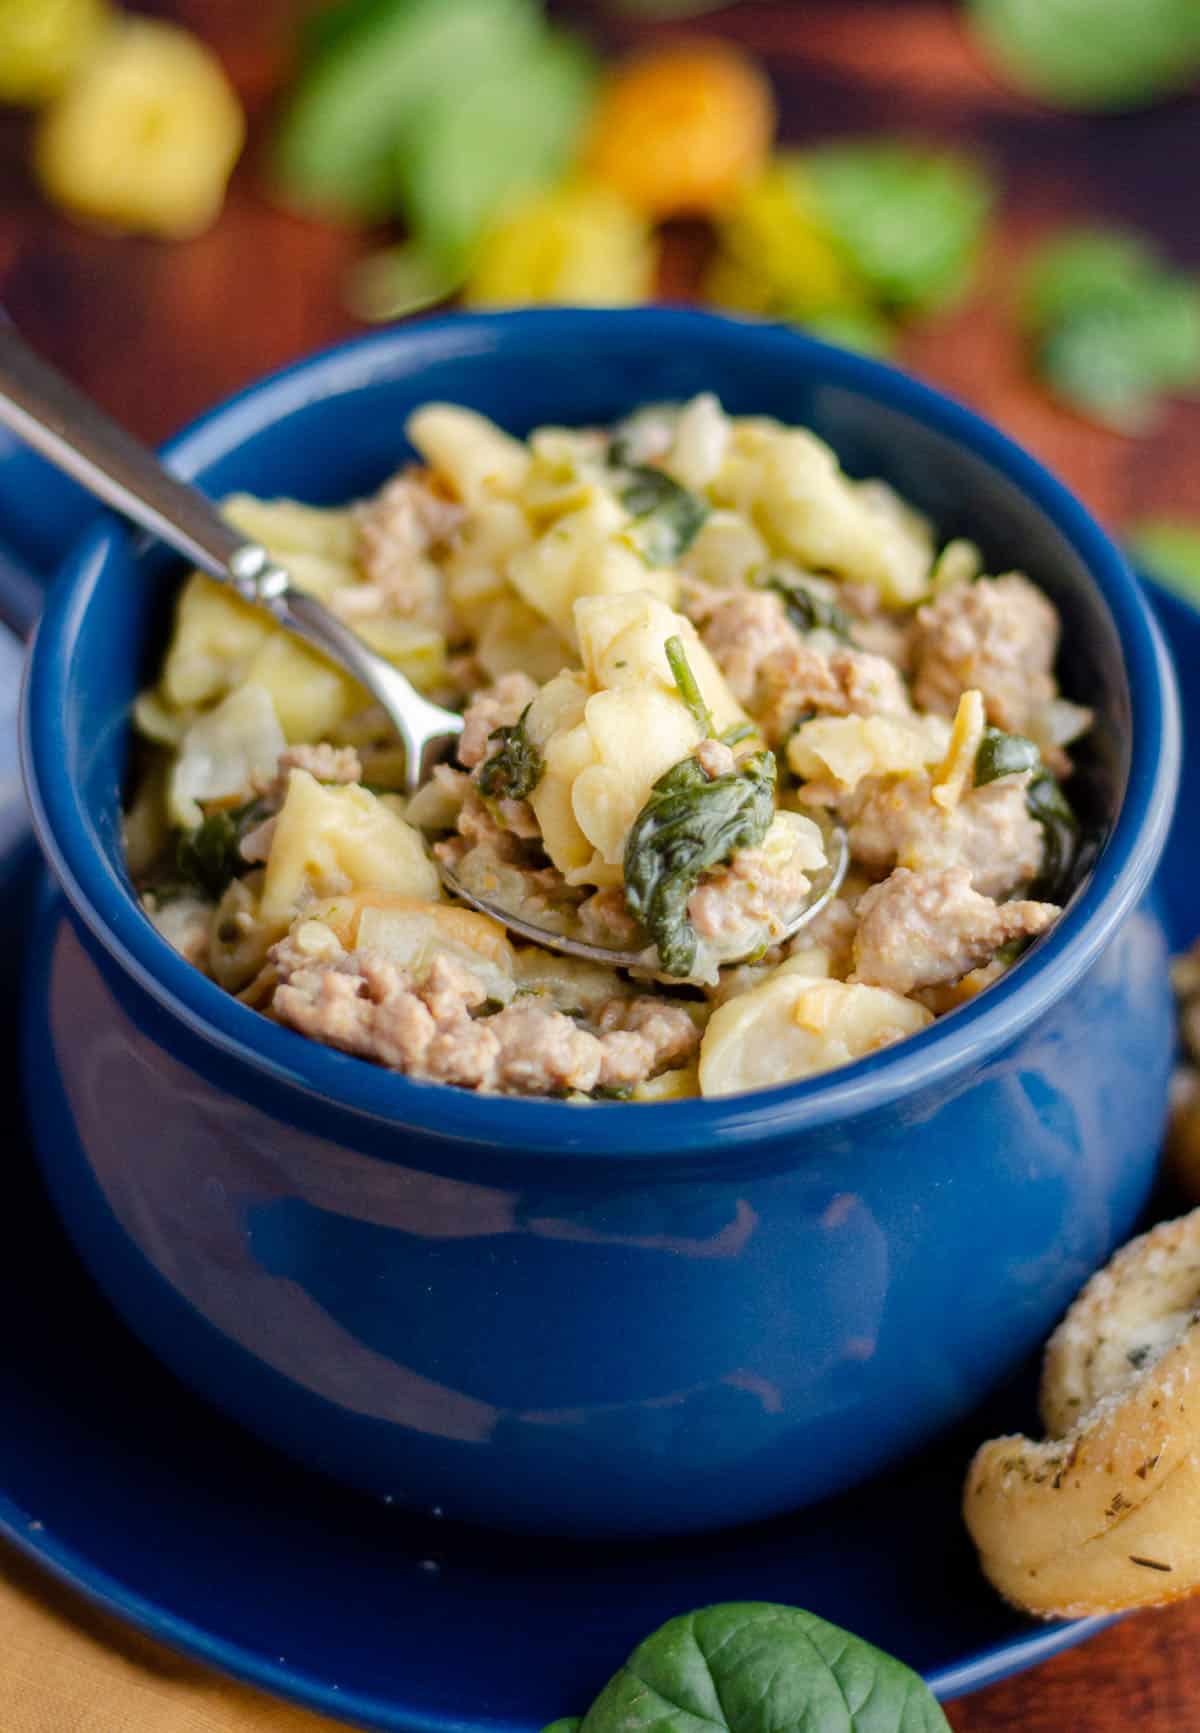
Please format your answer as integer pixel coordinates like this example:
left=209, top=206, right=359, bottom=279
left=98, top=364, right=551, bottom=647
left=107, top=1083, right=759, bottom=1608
left=0, top=320, right=246, bottom=581
left=0, top=323, right=462, bottom=795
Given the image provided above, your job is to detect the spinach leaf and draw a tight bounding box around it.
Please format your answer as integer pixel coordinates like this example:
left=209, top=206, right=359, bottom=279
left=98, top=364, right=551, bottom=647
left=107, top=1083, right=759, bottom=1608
left=477, top=704, right=543, bottom=802
left=786, top=708, right=818, bottom=740
left=624, top=752, right=775, bottom=977
left=272, top=0, right=545, bottom=220
left=398, top=30, right=597, bottom=266
left=1028, top=768, right=1080, bottom=902
left=801, top=144, right=993, bottom=315
left=972, top=722, right=1081, bottom=899
left=620, top=466, right=709, bottom=568
left=1021, top=228, right=1160, bottom=333
left=547, top=1602, right=950, bottom=1733
left=967, top=0, right=1200, bottom=113
left=174, top=797, right=275, bottom=900
left=761, top=570, right=852, bottom=639
left=665, top=634, right=714, bottom=737
left=1037, top=287, right=1200, bottom=432
left=974, top=726, right=1040, bottom=786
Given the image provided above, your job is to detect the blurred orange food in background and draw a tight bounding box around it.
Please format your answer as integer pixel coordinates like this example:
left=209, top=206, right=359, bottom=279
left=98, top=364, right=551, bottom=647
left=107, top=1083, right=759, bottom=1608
left=583, top=39, right=775, bottom=219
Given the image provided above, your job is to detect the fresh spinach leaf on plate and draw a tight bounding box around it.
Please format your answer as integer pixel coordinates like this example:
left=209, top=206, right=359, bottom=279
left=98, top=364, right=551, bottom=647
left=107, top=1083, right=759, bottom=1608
left=273, top=0, right=545, bottom=220
left=544, top=1602, right=951, bottom=1733
left=801, top=143, right=993, bottom=316
left=1021, top=228, right=1200, bottom=433
left=397, top=28, right=596, bottom=267
left=968, top=0, right=1200, bottom=112
left=624, top=751, right=775, bottom=976
left=1022, top=229, right=1160, bottom=332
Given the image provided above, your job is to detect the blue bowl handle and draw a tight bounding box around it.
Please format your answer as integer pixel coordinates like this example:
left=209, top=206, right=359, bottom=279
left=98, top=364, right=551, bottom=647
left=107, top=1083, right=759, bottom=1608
left=0, top=424, right=98, bottom=640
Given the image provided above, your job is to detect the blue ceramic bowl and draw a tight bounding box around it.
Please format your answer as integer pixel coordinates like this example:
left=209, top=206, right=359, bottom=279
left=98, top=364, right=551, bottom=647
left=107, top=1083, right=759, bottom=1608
left=15, top=310, right=1182, bottom=1537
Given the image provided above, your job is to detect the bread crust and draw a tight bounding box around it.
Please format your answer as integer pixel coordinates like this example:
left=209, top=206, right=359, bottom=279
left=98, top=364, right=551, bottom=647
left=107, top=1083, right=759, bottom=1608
left=964, top=1212, right=1200, bottom=1618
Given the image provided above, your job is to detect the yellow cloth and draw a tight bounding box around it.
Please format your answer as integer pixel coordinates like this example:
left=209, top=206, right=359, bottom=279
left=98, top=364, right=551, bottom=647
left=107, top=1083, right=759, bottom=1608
left=0, top=1545, right=351, bottom=1731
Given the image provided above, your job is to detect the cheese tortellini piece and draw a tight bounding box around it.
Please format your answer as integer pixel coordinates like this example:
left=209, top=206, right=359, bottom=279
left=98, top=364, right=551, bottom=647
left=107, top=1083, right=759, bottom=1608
left=787, top=711, right=951, bottom=793
left=221, top=494, right=359, bottom=599
left=564, top=686, right=706, bottom=880
left=574, top=591, right=741, bottom=726
left=259, top=771, right=438, bottom=934
left=507, top=492, right=676, bottom=644
left=168, top=683, right=285, bottom=830
left=406, top=404, right=531, bottom=507
left=699, top=971, right=933, bottom=1096
left=712, top=421, right=934, bottom=604
left=528, top=591, right=748, bottom=883
left=476, top=596, right=569, bottom=685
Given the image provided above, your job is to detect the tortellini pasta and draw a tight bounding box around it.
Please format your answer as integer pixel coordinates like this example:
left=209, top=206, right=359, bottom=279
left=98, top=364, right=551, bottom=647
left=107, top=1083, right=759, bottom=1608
left=681, top=509, right=770, bottom=588
left=161, top=572, right=273, bottom=710
left=699, top=970, right=932, bottom=1096
left=355, top=898, right=516, bottom=1006
left=476, top=596, right=569, bottom=686
left=712, top=420, right=935, bottom=604
left=508, top=492, right=676, bottom=643
left=661, top=393, right=732, bottom=493
left=406, top=404, right=530, bottom=507
left=259, top=771, right=438, bottom=933
left=168, top=683, right=285, bottom=829
left=787, top=712, right=951, bottom=792
left=529, top=591, right=748, bottom=882
left=563, top=684, right=705, bottom=880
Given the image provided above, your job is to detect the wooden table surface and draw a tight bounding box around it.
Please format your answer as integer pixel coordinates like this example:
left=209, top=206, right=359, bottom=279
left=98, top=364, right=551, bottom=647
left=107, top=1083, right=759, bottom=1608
left=2, top=2, right=1198, bottom=1728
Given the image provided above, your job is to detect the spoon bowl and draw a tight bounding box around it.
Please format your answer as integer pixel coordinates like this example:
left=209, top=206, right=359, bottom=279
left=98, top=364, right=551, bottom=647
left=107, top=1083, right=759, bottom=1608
left=440, top=815, right=850, bottom=979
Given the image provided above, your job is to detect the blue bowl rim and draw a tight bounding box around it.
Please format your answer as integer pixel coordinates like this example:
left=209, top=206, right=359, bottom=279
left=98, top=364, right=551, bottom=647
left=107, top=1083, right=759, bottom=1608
left=20, top=307, right=1183, bottom=1160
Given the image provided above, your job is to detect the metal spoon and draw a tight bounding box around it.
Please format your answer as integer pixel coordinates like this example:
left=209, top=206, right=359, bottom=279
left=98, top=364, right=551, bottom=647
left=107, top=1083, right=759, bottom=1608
left=440, top=820, right=849, bottom=979
left=0, top=320, right=460, bottom=796
left=0, top=322, right=845, bottom=976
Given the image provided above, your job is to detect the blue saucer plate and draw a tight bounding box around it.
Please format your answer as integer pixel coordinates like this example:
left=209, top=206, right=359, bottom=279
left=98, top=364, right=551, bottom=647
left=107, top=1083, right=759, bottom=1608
left=0, top=576, right=1194, bottom=1731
